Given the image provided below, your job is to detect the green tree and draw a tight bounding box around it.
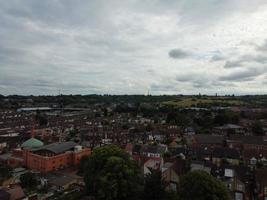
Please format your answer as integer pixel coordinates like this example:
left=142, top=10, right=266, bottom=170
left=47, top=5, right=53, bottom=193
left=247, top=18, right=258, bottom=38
left=143, top=169, right=167, bottom=200
left=166, top=112, right=177, bottom=124
left=178, top=171, right=230, bottom=200
left=251, top=120, right=264, bottom=135
left=166, top=112, right=189, bottom=127
left=83, top=145, right=142, bottom=200
left=69, top=128, right=78, bottom=138
left=0, top=165, right=12, bottom=184
left=213, top=110, right=239, bottom=125
left=146, top=124, right=154, bottom=132
left=0, top=165, right=12, bottom=178
left=20, top=172, right=37, bottom=188
left=78, top=155, right=90, bottom=175
left=35, top=110, right=48, bottom=126
left=176, top=112, right=189, bottom=128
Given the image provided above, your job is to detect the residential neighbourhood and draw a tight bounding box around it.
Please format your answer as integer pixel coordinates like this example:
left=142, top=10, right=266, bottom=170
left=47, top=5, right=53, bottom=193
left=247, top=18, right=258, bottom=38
left=0, top=95, right=267, bottom=199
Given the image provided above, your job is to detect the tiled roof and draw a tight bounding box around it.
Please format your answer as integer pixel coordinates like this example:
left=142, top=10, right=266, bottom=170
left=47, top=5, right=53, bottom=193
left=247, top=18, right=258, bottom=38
left=132, top=144, right=142, bottom=154
left=228, top=135, right=267, bottom=145
left=215, top=124, right=243, bottom=129
left=243, top=149, right=267, bottom=160
left=141, top=144, right=167, bottom=154
left=33, top=141, right=77, bottom=154
left=234, top=166, right=252, bottom=183
left=0, top=153, right=12, bottom=160
left=255, top=169, right=267, bottom=185
left=213, top=147, right=240, bottom=159
left=194, top=134, right=224, bottom=144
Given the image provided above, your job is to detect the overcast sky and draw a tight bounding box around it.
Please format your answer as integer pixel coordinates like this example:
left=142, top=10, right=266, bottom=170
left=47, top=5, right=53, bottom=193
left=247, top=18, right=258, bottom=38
left=0, top=0, right=267, bottom=95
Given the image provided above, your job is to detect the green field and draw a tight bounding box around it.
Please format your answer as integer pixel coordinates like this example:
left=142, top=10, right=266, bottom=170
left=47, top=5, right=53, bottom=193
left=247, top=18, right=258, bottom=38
left=161, top=97, right=245, bottom=108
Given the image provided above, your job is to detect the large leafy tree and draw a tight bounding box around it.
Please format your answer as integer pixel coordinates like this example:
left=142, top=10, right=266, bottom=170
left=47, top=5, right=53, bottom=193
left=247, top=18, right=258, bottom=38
left=251, top=120, right=264, bottom=135
left=0, top=165, right=12, bottom=178
left=82, top=145, right=142, bottom=200
left=178, top=171, right=230, bottom=200
left=143, top=168, right=167, bottom=200
left=166, top=112, right=189, bottom=127
left=213, top=110, right=239, bottom=125
left=20, top=172, right=37, bottom=188
left=0, top=165, right=12, bottom=184
left=78, top=155, right=90, bottom=175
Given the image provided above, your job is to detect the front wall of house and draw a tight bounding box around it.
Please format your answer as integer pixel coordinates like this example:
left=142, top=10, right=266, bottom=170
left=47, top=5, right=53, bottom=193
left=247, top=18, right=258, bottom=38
left=25, top=151, right=73, bottom=172
left=212, top=157, right=221, bottom=165
left=7, top=158, right=23, bottom=168
left=24, top=148, right=91, bottom=172
left=227, top=158, right=239, bottom=165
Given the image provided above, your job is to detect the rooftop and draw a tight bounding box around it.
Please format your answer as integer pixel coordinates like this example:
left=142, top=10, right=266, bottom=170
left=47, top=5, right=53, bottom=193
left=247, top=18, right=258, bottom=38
left=193, top=134, right=224, bottom=144
left=49, top=175, right=75, bottom=187
left=33, top=141, right=77, bottom=154
left=228, top=135, right=267, bottom=145
left=17, top=107, right=52, bottom=112
left=21, top=137, right=44, bottom=149
left=213, top=147, right=240, bottom=159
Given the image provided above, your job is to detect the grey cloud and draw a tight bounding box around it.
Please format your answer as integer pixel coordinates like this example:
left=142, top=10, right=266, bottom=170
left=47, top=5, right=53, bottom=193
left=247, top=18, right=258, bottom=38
left=146, top=69, right=156, bottom=74
left=192, top=80, right=211, bottom=89
left=219, top=68, right=264, bottom=81
left=0, top=74, right=102, bottom=95
left=150, top=83, right=177, bottom=92
left=211, top=81, right=236, bottom=87
left=0, top=1, right=109, bottom=29
left=0, top=46, right=27, bottom=65
left=175, top=74, right=193, bottom=82
left=257, top=39, right=267, bottom=51
left=176, top=73, right=213, bottom=89
left=249, top=55, right=267, bottom=64
left=176, top=0, right=267, bottom=29
left=210, top=54, right=225, bottom=62
left=128, top=0, right=267, bottom=27
left=176, top=74, right=235, bottom=89
left=169, top=49, right=191, bottom=59
left=239, top=54, right=267, bottom=64
left=149, top=76, right=185, bottom=93
left=224, top=60, right=243, bottom=68
left=224, top=54, right=267, bottom=68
